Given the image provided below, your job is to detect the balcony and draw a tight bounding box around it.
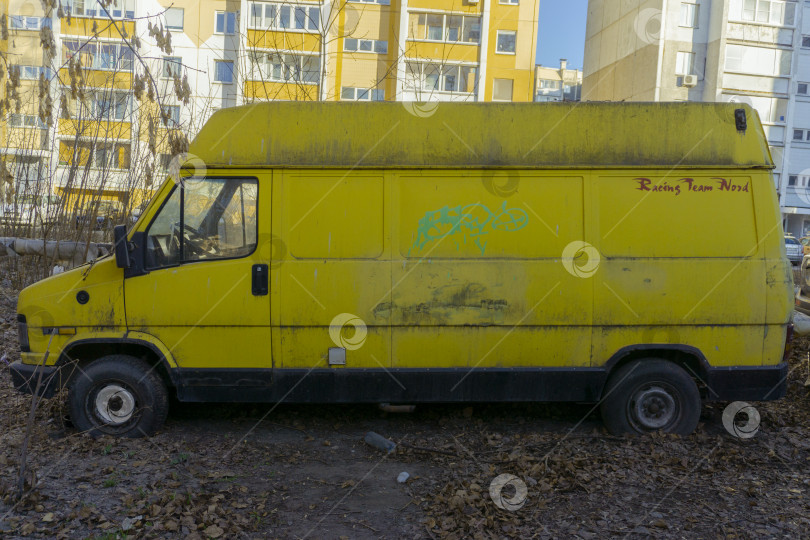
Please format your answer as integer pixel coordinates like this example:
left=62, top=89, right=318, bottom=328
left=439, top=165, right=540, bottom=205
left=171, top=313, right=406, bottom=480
left=61, top=16, right=136, bottom=39
left=726, top=23, right=794, bottom=46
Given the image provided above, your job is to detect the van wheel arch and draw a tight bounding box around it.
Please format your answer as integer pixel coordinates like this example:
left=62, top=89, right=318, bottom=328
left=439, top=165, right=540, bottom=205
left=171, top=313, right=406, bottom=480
left=57, top=339, right=177, bottom=395
left=602, top=345, right=709, bottom=399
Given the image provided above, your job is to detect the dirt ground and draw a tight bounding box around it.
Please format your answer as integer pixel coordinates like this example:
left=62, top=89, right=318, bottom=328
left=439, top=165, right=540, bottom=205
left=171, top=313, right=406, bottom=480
left=0, top=284, right=809, bottom=539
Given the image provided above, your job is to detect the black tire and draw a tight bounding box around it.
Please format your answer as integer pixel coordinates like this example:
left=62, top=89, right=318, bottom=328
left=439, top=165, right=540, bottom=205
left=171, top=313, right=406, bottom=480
left=600, top=359, right=701, bottom=436
left=68, top=355, right=169, bottom=438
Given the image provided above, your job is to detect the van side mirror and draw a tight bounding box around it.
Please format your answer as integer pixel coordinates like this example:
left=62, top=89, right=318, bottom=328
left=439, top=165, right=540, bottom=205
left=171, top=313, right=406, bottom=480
left=113, top=225, right=131, bottom=269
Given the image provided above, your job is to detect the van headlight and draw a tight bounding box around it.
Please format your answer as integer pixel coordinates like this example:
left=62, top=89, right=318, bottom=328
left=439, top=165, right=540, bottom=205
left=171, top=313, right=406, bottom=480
left=17, top=314, right=30, bottom=352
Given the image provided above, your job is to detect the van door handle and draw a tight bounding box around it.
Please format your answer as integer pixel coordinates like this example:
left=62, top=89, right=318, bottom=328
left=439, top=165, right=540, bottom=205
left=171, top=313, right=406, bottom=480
left=252, top=264, right=269, bottom=296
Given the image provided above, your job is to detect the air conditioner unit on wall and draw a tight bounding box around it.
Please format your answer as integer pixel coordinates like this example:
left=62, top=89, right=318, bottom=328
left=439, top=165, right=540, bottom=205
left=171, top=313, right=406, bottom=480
left=683, top=74, right=698, bottom=87
left=467, top=0, right=479, bottom=4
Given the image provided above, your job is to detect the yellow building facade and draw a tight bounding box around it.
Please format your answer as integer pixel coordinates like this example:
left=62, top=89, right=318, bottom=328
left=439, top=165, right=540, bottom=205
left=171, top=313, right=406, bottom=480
left=241, top=0, right=539, bottom=103
left=0, top=0, right=539, bottom=206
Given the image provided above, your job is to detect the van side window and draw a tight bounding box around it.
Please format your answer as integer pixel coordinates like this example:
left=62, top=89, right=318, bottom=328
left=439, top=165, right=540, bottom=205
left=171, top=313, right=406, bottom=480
left=145, top=178, right=258, bottom=269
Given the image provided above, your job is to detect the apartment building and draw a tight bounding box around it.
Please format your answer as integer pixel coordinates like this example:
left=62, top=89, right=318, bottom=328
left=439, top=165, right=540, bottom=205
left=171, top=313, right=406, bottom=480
left=1, top=0, right=56, bottom=207
left=150, top=0, right=540, bottom=105
left=1, top=0, right=146, bottom=210
left=0, top=0, right=10, bottom=203
left=0, top=0, right=540, bottom=208
left=582, top=0, right=810, bottom=236
left=534, top=58, right=582, bottom=101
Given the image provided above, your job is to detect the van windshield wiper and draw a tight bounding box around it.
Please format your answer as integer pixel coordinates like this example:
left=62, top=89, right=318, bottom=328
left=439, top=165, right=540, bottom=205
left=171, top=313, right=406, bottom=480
left=81, top=247, right=112, bottom=279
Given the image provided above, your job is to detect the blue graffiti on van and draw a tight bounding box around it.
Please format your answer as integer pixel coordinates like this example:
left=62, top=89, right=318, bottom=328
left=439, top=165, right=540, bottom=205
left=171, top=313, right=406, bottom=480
left=408, top=201, right=529, bottom=256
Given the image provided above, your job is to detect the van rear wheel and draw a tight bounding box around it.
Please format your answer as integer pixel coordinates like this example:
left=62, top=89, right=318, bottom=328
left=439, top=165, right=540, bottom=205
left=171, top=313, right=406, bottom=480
left=600, top=359, right=700, bottom=436
left=68, top=355, right=169, bottom=438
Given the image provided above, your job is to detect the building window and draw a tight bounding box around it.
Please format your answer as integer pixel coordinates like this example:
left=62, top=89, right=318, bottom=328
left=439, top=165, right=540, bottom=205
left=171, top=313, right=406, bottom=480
left=9, top=65, right=53, bottom=80
left=724, top=44, right=791, bottom=76
left=6, top=156, right=48, bottom=185
left=405, top=62, right=477, bottom=93
left=539, top=79, right=560, bottom=89
left=161, top=105, right=181, bottom=127
left=248, top=2, right=320, bottom=32
left=59, top=141, right=130, bottom=169
left=7, top=114, right=48, bottom=129
left=63, top=0, right=134, bottom=19
left=496, top=30, right=517, bottom=54
left=165, top=8, right=184, bottom=30
left=427, top=15, right=443, bottom=39
left=493, top=78, right=513, bottom=101
left=724, top=45, right=743, bottom=71
left=216, top=11, right=237, bottom=34
left=249, top=52, right=319, bottom=84
left=344, top=39, right=388, bottom=54
left=675, top=51, right=696, bottom=75
left=789, top=175, right=798, bottom=186
left=105, top=0, right=134, bottom=19
left=62, top=40, right=135, bottom=71
left=341, top=87, right=385, bottom=101
left=156, top=154, right=172, bottom=171
left=95, top=144, right=130, bottom=170
left=795, top=129, right=806, bottom=141
left=680, top=3, right=699, bottom=28
left=347, top=0, right=391, bottom=4
left=214, top=60, right=235, bottom=83
left=162, top=57, right=183, bottom=78
left=75, top=91, right=130, bottom=121
left=500, top=0, right=520, bottom=4
left=739, top=96, right=790, bottom=124
left=408, top=12, right=480, bottom=44
left=799, top=83, right=809, bottom=95
left=9, top=15, right=52, bottom=30
left=765, top=97, right=788, bottom=123
left=736, top=0, right=795, bottom=26
left=802, top=36, right=810, bottom=48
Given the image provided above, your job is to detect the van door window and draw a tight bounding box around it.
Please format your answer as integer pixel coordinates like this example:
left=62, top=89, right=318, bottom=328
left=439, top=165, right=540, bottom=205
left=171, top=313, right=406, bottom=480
left=145, top=177, right=258, bottom=269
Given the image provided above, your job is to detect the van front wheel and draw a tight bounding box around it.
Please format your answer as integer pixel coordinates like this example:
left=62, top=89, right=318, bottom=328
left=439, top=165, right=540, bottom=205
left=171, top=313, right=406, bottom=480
left=600, top=359, right=700, bottom=436
left=68, top=355, right=169, bottom=438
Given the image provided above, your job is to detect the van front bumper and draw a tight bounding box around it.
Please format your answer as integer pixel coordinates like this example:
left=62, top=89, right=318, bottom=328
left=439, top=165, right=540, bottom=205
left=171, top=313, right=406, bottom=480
left=9, top=362, right=60, bottom=398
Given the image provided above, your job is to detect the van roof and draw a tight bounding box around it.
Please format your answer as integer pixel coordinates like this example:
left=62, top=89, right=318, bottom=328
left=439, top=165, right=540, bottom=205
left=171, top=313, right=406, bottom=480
left=189, top=102, right=773, bottom=170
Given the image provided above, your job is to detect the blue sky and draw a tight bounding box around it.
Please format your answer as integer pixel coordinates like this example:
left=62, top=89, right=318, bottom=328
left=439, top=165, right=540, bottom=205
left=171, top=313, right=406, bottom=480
left=536, top=0, right=588, bottom=70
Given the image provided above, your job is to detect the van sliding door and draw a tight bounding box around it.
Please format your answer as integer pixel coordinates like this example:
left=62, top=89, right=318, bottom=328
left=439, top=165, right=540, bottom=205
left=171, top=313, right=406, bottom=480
left=390, top=171, right=593, bottom=398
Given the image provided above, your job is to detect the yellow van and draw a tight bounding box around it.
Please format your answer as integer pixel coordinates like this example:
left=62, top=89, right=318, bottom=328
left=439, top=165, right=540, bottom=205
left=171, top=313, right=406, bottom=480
left=10, top=102, right=793, bottom=437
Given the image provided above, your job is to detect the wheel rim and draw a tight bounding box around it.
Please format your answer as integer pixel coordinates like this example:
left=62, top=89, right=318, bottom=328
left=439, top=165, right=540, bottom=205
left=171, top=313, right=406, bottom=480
left=88, top=382, right=139, bottom=431
left=628, top=383, right=679, bottom=431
